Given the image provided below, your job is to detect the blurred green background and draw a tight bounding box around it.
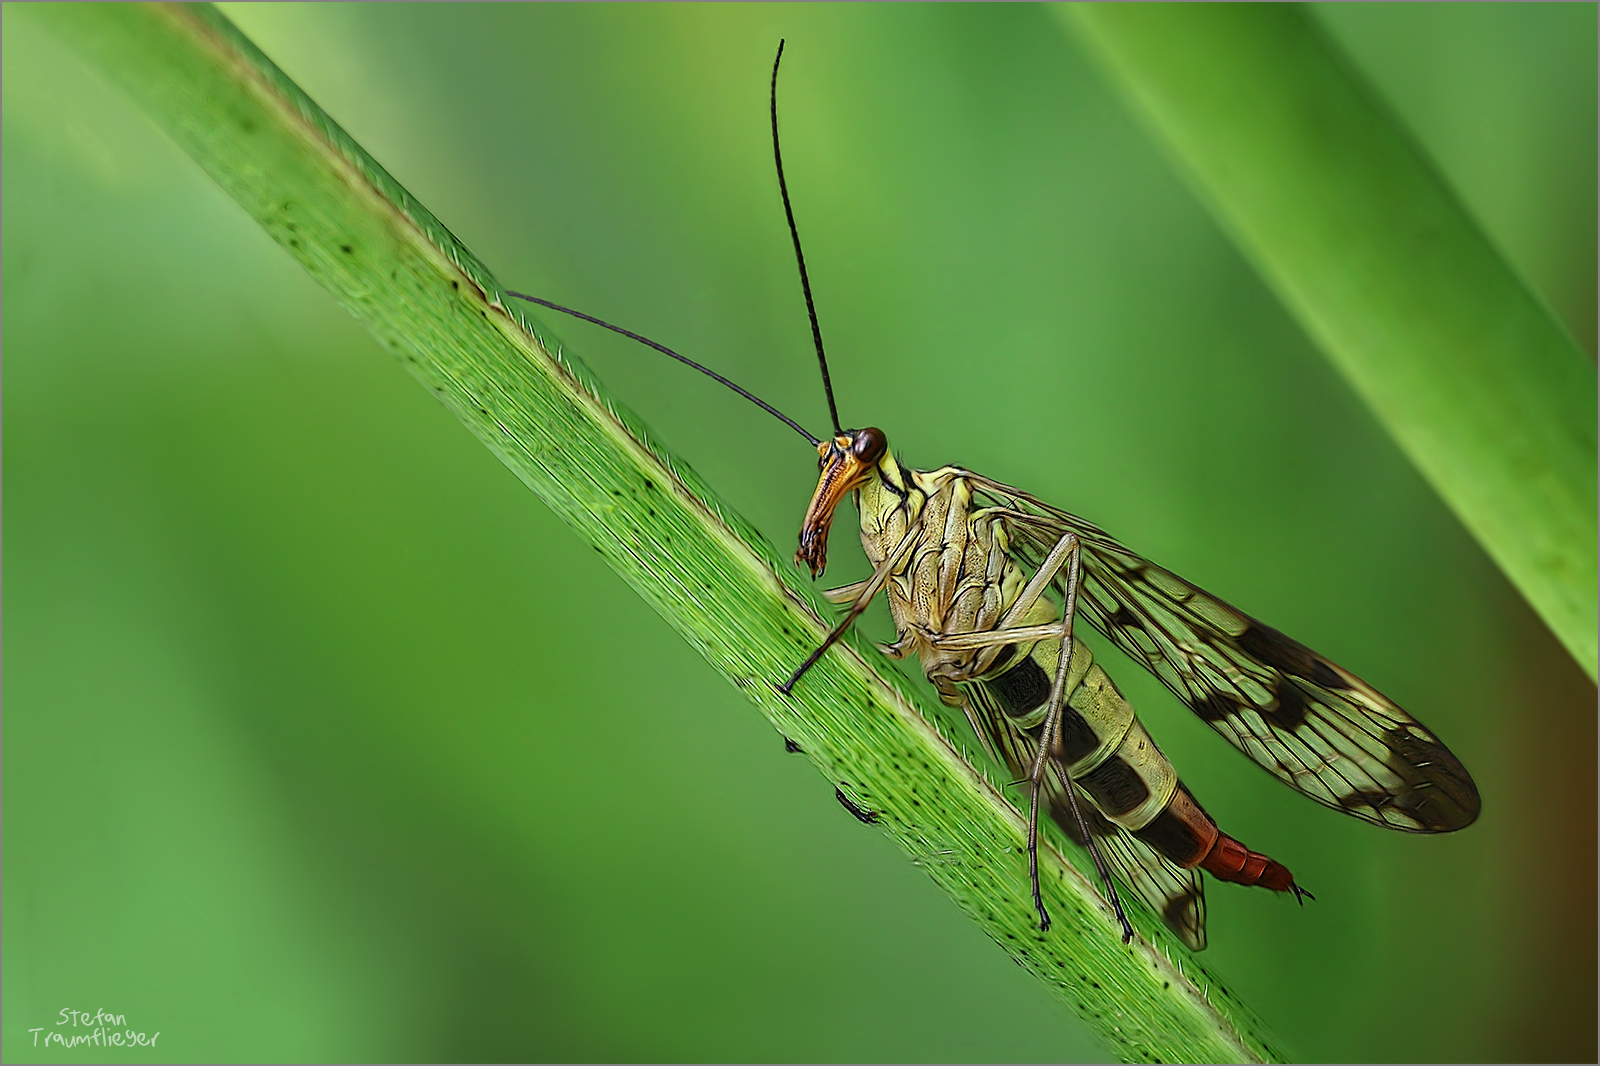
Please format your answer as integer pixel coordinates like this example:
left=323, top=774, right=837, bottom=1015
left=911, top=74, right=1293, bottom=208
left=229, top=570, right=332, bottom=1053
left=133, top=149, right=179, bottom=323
left=5, top=4, right=1594, bottom=1062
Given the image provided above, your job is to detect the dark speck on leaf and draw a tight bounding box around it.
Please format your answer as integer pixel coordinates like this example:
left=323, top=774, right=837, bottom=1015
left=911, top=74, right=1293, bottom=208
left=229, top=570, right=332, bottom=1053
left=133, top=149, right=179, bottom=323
left=341, top=244, right=353, bottom=254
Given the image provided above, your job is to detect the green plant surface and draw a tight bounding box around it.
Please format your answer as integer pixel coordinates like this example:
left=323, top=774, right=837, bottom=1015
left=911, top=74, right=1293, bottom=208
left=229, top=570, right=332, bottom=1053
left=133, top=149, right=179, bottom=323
left=1061, top=3, right=1598, bottom=682
left=17, top=3, right=1276, bottom=1063
left=6, top=3, right=1594, bottom=1063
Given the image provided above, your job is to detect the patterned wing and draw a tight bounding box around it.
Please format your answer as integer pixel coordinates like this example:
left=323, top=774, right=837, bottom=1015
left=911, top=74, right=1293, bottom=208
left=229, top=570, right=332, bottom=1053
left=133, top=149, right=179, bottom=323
left=966, top=474, right=1480, bottom=834
left=964, top=681, right=1207, bottom=949
left=1060, top=796, right=1207, bottom=952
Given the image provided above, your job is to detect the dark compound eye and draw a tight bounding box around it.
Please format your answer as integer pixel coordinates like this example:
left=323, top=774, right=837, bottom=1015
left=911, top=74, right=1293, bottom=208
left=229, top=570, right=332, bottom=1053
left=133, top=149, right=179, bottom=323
left=852, top=426, right=887, bottom=465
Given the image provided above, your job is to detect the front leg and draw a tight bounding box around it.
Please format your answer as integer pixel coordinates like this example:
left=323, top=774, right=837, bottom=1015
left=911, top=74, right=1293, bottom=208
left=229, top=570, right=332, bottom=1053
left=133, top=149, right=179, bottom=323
left=778, top=515, right=927, bottom=694
left=821, top=578, right=872, bottom=604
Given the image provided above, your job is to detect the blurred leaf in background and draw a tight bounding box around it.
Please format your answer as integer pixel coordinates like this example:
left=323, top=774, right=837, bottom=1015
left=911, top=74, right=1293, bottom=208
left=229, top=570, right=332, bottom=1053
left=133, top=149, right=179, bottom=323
left=5, top=4, right=1594, bottom=1062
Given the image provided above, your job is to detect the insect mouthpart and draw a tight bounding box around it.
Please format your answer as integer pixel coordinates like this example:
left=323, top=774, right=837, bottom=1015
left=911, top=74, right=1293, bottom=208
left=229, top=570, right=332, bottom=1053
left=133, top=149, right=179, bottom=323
left=795, top=428, right=887, bottom=578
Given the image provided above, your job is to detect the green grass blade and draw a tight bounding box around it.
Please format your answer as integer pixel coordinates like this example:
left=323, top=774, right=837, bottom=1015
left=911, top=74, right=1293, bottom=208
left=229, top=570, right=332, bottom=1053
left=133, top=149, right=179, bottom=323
left=32, top=3, right=1285, bottom=1061
left=1059, top=3, right=1598, bottom=681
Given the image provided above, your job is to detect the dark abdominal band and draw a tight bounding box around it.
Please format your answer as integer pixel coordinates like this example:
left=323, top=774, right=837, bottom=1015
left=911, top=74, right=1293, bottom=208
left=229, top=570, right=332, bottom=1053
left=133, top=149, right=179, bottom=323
left=984, top=650, right=1213, bottom=868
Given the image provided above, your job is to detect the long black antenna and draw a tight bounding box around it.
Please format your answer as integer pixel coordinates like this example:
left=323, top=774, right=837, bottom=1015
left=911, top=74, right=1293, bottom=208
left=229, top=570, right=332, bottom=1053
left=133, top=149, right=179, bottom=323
left=771, top=40, right=842, bottom=436
left=505, top=291, right=821, bottom=446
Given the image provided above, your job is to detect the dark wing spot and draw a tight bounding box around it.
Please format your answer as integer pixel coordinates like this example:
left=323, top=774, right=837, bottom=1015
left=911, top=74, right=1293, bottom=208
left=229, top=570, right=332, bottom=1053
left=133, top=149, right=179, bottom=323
left=1163, top=892, right=1201, bottom=938
left=1109, top=606, right=1144, bottom=630
left=1237, top=623, right=1349, bottom=690
left=1385, top=728, right=1481, bottom=830
left=1270, top=679, right=1313, bottom=730
left=1337, top=788, right=1397, bottom=816
left=1190, top=690, right=1243, bottom=723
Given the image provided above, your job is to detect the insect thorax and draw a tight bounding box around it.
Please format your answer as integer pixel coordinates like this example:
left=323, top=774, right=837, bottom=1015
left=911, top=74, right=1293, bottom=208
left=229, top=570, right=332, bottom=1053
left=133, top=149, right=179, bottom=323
left=857, top=459, right=1192, bottom=853
left=858, top=460, right=1051, bottom=684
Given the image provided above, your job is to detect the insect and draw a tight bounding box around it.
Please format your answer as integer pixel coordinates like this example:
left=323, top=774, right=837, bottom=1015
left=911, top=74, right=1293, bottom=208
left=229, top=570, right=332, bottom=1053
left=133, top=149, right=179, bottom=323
left=509, top=42, right=1480, bottom=949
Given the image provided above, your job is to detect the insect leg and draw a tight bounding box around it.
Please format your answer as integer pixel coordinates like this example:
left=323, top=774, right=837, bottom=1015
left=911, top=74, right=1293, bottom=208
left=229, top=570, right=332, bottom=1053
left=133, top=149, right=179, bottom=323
left=835, top=786, right=879, bottom=824
left=777, top=518, right=926, bottom=695
left=1031, top=532, right=1132, bottom=940
left=920, top=622, right=1063, bottom=651
left=925, top=527, right=1135, bottom=940
left=821, top=578, right=872, bottom=604
left=995, top=523, right=1080, bottom=630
